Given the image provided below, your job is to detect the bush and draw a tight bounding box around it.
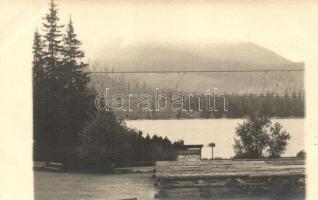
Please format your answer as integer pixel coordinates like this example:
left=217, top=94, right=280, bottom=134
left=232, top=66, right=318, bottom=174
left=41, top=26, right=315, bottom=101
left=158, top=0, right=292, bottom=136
left=233, top=115, right=291, bottom=159
left=297, top=150, right=306, bottom=158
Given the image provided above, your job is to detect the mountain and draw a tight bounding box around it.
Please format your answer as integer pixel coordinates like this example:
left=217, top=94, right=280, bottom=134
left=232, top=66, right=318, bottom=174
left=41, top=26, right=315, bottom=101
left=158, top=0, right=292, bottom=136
left=91, top=42, right=304, bottom=94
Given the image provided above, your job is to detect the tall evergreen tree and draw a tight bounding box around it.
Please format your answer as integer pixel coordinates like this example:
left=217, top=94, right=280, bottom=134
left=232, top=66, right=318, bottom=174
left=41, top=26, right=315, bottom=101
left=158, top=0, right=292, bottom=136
left=38, top=0, right=93, bottom=163
left=58, top=17, right=93, bottom=160
left=62, top=17, right=83, bottom=62
left=61, top=16, right=89, bottom=90
left=38, top=0, right=65, bottom=162
left=42, top=0, right=64, bottom=81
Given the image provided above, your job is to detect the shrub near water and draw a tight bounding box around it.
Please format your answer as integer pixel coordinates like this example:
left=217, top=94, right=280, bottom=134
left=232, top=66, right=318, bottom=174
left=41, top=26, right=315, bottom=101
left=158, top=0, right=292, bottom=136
left=233, top=115, right=291, bottom=159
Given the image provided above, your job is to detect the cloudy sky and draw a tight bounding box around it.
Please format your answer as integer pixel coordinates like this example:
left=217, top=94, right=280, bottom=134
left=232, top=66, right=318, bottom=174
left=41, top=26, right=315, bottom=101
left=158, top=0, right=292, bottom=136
left=1, top=0, right=318, bottom=63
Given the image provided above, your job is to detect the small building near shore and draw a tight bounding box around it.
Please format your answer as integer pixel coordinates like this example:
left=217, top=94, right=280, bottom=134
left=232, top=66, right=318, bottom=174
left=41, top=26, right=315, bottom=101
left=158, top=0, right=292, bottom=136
left=176, top=144, right=203, bottom=161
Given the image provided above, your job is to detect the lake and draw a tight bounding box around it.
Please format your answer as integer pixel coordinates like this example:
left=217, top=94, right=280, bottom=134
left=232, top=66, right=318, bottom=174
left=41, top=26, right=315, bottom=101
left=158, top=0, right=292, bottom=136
left=125, top=118, right=304, bottom=158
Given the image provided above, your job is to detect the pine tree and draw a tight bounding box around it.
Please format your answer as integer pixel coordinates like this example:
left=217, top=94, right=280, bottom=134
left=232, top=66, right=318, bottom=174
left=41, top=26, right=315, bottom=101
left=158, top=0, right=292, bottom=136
left=61, top=16, right=89, bottom=90
left=56, top=16, right=93, bottom=164
left=62, top=17, right=84, bottom=63
left=42, top=0, right=64, bottom=81
left=37, top=0, right=65, bottom=162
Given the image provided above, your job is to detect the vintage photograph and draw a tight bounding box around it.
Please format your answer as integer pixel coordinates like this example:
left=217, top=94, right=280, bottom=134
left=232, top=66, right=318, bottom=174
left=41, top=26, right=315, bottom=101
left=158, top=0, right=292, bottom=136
left=2, top=0, right=315, bottom=199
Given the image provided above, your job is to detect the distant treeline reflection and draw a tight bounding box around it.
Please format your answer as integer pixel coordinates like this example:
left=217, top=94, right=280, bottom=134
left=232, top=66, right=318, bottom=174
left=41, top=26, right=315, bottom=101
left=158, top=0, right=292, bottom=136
left=109, top=92, right=305, bottom=119
left=90, top=69, right=304, bottom=119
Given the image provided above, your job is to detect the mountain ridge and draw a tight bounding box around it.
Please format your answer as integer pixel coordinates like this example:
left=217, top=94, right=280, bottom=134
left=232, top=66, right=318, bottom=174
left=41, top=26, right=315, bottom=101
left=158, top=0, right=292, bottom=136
left=90, top=42, right=304, bottom=94
left=94, top=42, right=303, bottom=71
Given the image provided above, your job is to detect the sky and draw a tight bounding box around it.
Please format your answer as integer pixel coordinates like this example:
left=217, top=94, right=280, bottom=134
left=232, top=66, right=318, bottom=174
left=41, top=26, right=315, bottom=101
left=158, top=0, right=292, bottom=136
left=1, top=0, right=318, bottom=63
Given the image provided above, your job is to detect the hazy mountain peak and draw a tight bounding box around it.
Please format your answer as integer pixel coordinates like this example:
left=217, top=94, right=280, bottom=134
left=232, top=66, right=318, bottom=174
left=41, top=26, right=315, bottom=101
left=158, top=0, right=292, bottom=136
left=95, top=41, right=301, bottom=71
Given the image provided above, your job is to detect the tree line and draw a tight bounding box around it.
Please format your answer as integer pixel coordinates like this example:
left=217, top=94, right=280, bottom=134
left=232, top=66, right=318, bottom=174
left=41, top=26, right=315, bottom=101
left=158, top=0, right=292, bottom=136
left=33, top=0, right=181, bottom=169
left=89, top=71, right=305, bottom=119
left=87, top=70, right=303, bottom=160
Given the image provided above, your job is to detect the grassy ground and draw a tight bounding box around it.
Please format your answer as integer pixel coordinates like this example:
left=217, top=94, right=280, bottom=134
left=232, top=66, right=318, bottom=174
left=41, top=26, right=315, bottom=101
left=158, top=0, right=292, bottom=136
left=34, top=171, right=155, bottom=200
left=34, top=171, right=304, bottom=200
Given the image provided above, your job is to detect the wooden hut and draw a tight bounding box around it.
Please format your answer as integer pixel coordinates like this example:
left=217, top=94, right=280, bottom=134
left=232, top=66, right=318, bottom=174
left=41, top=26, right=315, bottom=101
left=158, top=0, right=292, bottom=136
left=176, top=144, right=203, bottom=161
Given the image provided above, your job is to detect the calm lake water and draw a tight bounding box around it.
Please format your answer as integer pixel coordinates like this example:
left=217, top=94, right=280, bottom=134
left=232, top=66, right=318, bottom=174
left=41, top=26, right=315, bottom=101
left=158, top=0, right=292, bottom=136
left=125, top=118, right=304, bottom=158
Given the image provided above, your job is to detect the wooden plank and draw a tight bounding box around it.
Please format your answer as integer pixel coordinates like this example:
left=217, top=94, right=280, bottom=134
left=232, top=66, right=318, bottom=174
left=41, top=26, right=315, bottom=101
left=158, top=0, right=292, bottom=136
left=156, top=165, right=302, bottom=173
left=155, top=159, right=305, bottom=181
left=158, top=181, right=268, bottom=189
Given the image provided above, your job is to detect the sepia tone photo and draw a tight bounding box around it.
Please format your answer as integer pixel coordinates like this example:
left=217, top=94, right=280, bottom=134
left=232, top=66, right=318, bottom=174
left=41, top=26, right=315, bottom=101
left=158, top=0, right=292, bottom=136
left=3, top=0, right=318, bottom=199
